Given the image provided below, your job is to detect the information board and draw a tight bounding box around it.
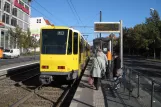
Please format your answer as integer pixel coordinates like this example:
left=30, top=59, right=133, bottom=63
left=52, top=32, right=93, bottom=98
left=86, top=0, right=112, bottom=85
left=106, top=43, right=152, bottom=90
left=94, top=22, right=120, bottom=33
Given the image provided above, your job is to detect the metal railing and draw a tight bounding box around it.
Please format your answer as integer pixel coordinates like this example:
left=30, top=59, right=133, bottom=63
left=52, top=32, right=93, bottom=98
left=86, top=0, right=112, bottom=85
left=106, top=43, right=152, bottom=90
left=123, top=65, right=161, bottom=107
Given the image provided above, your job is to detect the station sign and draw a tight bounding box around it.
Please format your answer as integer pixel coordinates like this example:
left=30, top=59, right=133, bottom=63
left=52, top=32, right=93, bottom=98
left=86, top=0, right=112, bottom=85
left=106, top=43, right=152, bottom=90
left=94, top=22, right=120, bottom=33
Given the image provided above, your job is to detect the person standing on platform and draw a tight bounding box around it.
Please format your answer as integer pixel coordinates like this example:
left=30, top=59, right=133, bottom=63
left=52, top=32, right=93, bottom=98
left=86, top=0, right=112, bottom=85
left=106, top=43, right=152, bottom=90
left=106, top=49, right=112, bottom=80
left=90, top=50, right=106, bottom=90
left=96, top=46, right=108, bottom=78
left=113, top=54, right=121, bottom=77
left=113, top=54, right=123, bottom=89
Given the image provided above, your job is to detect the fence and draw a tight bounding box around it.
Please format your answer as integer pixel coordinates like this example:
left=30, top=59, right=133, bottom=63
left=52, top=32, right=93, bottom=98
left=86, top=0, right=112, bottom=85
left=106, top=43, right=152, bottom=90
left=123, top=66, right=161, bottom=107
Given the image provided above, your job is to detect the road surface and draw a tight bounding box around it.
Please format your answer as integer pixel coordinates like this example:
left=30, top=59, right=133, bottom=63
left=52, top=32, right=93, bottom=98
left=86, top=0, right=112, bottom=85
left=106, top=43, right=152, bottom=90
left=124, top=55, right=161, bottom=105
left=0, top=55, right=39, bottom=67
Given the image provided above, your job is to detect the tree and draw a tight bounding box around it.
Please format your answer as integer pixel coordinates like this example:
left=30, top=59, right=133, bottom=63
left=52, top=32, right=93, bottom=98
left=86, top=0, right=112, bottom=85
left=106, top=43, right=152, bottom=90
left=7, top=28, right=16, bottom=48
left=22, top=28, right=32, bottom=53
left=146, top=9, right=161, bottom=59
left=22, top=29, right=39, bottom=53
left=7, top=26, right=39, bottom=54
left=7, top=26, right=23, bottom=49
left=123, top=27, right=137, bottom=54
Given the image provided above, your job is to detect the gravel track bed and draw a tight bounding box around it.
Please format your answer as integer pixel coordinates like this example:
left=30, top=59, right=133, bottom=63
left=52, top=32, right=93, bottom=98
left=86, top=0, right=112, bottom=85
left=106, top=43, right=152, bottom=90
left=0, top=87, right=31, bottom=107
left=0, top=68, right=40, bottom=107
left=18, top=85, right=68, bottom=107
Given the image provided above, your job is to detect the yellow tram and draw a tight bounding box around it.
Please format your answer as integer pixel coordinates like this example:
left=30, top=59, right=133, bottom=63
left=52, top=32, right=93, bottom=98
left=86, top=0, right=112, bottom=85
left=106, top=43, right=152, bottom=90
left=39, top=25, right=90, bottom=84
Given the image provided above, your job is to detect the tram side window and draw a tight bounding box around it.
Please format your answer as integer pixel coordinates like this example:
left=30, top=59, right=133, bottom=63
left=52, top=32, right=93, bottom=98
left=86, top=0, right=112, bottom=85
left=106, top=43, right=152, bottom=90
left=86, top=46, right=88, bottom=56
left=80, top=39, right=83, bottom=53
left=79, top=39, right=81, bottom=63
left=73, top=32, right=78, bottom=54
left=67, top=30, right=72, bottom=54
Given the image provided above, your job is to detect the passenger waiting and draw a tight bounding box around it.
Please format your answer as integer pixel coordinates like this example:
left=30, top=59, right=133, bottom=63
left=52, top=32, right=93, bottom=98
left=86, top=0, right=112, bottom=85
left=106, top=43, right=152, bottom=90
left=113, top=54, right=123, bottom=89
left=90, top=50, right=106, bottom=90
left=95, top=46, right=108, bottom=79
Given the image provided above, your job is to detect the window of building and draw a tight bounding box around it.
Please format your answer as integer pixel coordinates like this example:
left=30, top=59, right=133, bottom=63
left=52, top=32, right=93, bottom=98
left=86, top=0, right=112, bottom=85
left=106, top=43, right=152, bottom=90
left=19, top=0, right=24, bottom=6
left=25, top=5, right=29, bottom=10
left=6, top=14, right=9, bottom=24
left=37, top=19, right=41, bottom=23
left=2, top=14, right=5, bottom=23
left=2, top=13, right=10, bottom=24
left=24, top=23, right=28, bottom=31
left=11, top=18, right=17, bottom=27
left=18, top=9, right=23, bottom=19
left=12, top=8, right=17, bottom=16
left=24, top=13, right=29, bottom=22
left=0, top=12, right=1, bottom=20
left=0, top=0, right=1, bottom=9
left=4, top=2, right=10, bottom=13
left=18, top=20, right=23, bottom=28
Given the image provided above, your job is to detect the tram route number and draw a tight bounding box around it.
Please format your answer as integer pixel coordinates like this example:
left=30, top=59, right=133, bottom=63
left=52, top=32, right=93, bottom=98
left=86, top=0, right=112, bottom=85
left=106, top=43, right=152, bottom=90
left=57, top=31, right=64, bottom=35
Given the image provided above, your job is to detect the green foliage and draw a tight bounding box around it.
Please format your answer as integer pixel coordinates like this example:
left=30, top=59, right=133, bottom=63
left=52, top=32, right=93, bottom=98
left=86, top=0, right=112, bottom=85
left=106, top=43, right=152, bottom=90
left=7, top=26, right=39, bottom=53
left=123, top=9, right=161, bottom=58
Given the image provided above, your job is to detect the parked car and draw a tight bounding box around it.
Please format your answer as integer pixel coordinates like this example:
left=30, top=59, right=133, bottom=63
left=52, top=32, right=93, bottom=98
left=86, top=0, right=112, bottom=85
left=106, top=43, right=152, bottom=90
left=3, top=49, right=20, bottom=59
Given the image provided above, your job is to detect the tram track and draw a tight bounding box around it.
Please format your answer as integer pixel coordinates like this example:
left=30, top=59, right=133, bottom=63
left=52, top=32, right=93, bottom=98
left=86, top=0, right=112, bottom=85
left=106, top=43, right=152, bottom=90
left=9, top=78, right=77, bottom=107
left=0, top=66, right=78, bottom=107
left=0, top=58, right=89, bottom=107
left=0, top=67, right=41, bottom=107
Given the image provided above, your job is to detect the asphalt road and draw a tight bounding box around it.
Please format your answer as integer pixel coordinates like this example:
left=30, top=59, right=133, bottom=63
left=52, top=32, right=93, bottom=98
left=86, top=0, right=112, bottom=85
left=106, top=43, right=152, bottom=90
left=124, top=55, right=161, bottom=105
left=124, top=55, right=161, bottom=82
left=0, top=55, right=40, bottom=66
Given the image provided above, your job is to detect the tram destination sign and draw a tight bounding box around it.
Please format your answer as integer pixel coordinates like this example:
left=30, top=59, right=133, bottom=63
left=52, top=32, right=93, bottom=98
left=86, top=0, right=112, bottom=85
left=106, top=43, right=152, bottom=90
left=94, top=22, right=120, bottom=33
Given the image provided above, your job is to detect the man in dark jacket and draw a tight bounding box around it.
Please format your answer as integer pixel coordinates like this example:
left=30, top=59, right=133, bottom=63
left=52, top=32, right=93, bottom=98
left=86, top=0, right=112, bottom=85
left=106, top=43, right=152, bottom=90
left=113, top=54, right=121, bottom=77
left=113, top=54, right=123, bottom=89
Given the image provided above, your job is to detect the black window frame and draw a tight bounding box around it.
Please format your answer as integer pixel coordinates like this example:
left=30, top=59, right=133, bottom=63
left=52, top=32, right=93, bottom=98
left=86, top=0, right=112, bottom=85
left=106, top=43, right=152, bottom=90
left=73, top=32, right=78, bottom=54
left=41, top=29, right=68, bottom=54
left=67, top=30, right=73, bottom=55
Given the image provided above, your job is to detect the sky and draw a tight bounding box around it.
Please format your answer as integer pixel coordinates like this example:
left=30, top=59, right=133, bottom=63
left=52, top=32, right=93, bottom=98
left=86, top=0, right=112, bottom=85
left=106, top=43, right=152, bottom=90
left=30, top=0, right=161, bottom=45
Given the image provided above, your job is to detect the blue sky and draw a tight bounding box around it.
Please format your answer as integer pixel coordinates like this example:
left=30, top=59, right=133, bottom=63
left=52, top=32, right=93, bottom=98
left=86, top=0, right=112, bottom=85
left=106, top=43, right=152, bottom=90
left=30, top=0, right=161, bottom=44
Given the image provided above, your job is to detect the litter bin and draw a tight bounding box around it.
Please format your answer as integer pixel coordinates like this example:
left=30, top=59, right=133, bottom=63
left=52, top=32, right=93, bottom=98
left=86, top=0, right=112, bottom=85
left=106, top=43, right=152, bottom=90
left=0, top=47, right=4, bottom=59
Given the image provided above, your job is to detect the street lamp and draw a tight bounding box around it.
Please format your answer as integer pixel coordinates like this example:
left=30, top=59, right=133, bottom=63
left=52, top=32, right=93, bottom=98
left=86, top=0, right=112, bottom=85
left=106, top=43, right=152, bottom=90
left=150, top=8, right=155, bottom=14
left=150, top=8, right=154, bottom=11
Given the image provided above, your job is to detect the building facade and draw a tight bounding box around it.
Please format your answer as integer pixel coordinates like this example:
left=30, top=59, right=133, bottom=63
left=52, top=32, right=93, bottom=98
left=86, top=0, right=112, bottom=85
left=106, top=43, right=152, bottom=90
left=30, top=17, right=51, bottom=51
left=0, top=0, right=30, bottom=49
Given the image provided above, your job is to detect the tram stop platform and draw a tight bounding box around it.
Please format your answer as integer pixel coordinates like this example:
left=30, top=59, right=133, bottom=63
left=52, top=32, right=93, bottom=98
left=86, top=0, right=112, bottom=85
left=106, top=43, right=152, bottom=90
left=70, top=57, right=143, bottom=107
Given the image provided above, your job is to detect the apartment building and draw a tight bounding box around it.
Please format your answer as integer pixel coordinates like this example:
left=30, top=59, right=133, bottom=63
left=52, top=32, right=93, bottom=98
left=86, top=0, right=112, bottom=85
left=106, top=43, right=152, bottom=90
left=0, top=0, right=30, bottom=49
left=30, top=17, right=52, bottom=51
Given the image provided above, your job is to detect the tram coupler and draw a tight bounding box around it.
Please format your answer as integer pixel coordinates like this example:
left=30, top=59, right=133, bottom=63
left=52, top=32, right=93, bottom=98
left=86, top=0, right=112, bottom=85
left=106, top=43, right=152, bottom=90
left=39, top=75, right=53, bottom=85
